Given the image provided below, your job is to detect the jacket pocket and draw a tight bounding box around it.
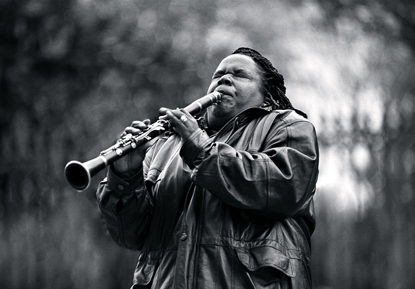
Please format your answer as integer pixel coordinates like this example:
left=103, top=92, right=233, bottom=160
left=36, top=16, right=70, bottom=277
left=235, top=245, right=296, bottom=287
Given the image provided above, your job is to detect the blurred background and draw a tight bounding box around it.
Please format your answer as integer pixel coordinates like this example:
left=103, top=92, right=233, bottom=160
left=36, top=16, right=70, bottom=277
left=1, top=0, right=414, bottom=288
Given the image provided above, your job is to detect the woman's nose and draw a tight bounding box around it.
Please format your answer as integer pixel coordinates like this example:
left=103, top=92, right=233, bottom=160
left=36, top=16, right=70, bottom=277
left=218, top=74, right=232, bottom=85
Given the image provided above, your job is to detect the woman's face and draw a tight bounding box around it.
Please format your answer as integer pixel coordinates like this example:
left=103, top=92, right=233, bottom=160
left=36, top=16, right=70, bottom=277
left=206, top=54, right=265, bottom=128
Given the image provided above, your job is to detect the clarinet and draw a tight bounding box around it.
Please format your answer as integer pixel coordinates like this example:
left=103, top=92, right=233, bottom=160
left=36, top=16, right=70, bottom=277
left=64, top=91, right=222, bottom=191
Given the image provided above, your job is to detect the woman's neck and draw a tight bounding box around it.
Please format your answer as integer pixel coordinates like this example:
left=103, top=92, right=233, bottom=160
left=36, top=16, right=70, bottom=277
left=206, top=113, right=231, bottom=133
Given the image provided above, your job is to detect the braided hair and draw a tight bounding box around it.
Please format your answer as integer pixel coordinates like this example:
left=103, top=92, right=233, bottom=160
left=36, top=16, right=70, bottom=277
left=232, top=47, right=307, bottom=118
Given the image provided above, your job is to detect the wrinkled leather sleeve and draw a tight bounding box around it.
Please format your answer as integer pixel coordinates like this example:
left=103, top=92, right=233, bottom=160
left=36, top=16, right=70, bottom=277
left=180, top=114, right=319, bottom=219
left=96, top=146, right=157, bottom=250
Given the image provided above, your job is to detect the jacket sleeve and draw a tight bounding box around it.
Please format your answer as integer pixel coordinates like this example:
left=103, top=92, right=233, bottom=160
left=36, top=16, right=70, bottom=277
left=96, top=151, right=155, bottom=250
left=180, top=113, right=319, bottom=219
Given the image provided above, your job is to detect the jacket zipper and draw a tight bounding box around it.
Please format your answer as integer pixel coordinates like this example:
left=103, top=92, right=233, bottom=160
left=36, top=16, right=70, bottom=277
left=192, top=187, right=205, bottom=289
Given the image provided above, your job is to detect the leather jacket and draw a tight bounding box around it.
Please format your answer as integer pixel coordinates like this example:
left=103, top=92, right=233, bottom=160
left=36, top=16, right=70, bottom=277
left=97, top=107, right=319, bottom=289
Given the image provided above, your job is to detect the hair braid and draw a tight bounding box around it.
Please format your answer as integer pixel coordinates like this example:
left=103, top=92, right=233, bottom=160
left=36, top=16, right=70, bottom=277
left=232, top=47, right=307, bottom=118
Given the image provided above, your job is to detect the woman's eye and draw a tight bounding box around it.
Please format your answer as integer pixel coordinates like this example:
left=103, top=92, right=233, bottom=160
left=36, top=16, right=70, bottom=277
left=212, top=73, right=222, bottom=79
left=232, top=70, right=246, bottom=78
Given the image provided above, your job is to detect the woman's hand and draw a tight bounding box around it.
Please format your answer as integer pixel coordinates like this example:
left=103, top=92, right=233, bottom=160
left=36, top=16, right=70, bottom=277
left=112, top=119, right=155, bottom=178
left=164, top=109, right=200, bottom=141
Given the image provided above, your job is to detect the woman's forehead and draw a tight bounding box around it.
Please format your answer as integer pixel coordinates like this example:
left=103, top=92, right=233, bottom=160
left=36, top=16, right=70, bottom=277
left=216, top=54, right=260, bottom=72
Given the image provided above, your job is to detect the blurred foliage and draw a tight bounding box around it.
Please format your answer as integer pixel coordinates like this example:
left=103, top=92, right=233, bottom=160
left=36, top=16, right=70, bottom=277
left=0, top=0, right=217, bottom=288
left=314, top=0, right=415, bottom=53
left=0, top=0, right=414, bottom=288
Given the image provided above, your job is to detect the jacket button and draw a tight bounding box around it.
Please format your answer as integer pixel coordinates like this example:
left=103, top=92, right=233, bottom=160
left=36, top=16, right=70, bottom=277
left=180, top=233, right=188, bottom=241
left=117, top=184, right=125, bottom=191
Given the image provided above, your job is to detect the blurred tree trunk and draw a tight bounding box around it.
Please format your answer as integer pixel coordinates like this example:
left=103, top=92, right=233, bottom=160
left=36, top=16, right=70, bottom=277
left=308, top=0, right=415, bottom=288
